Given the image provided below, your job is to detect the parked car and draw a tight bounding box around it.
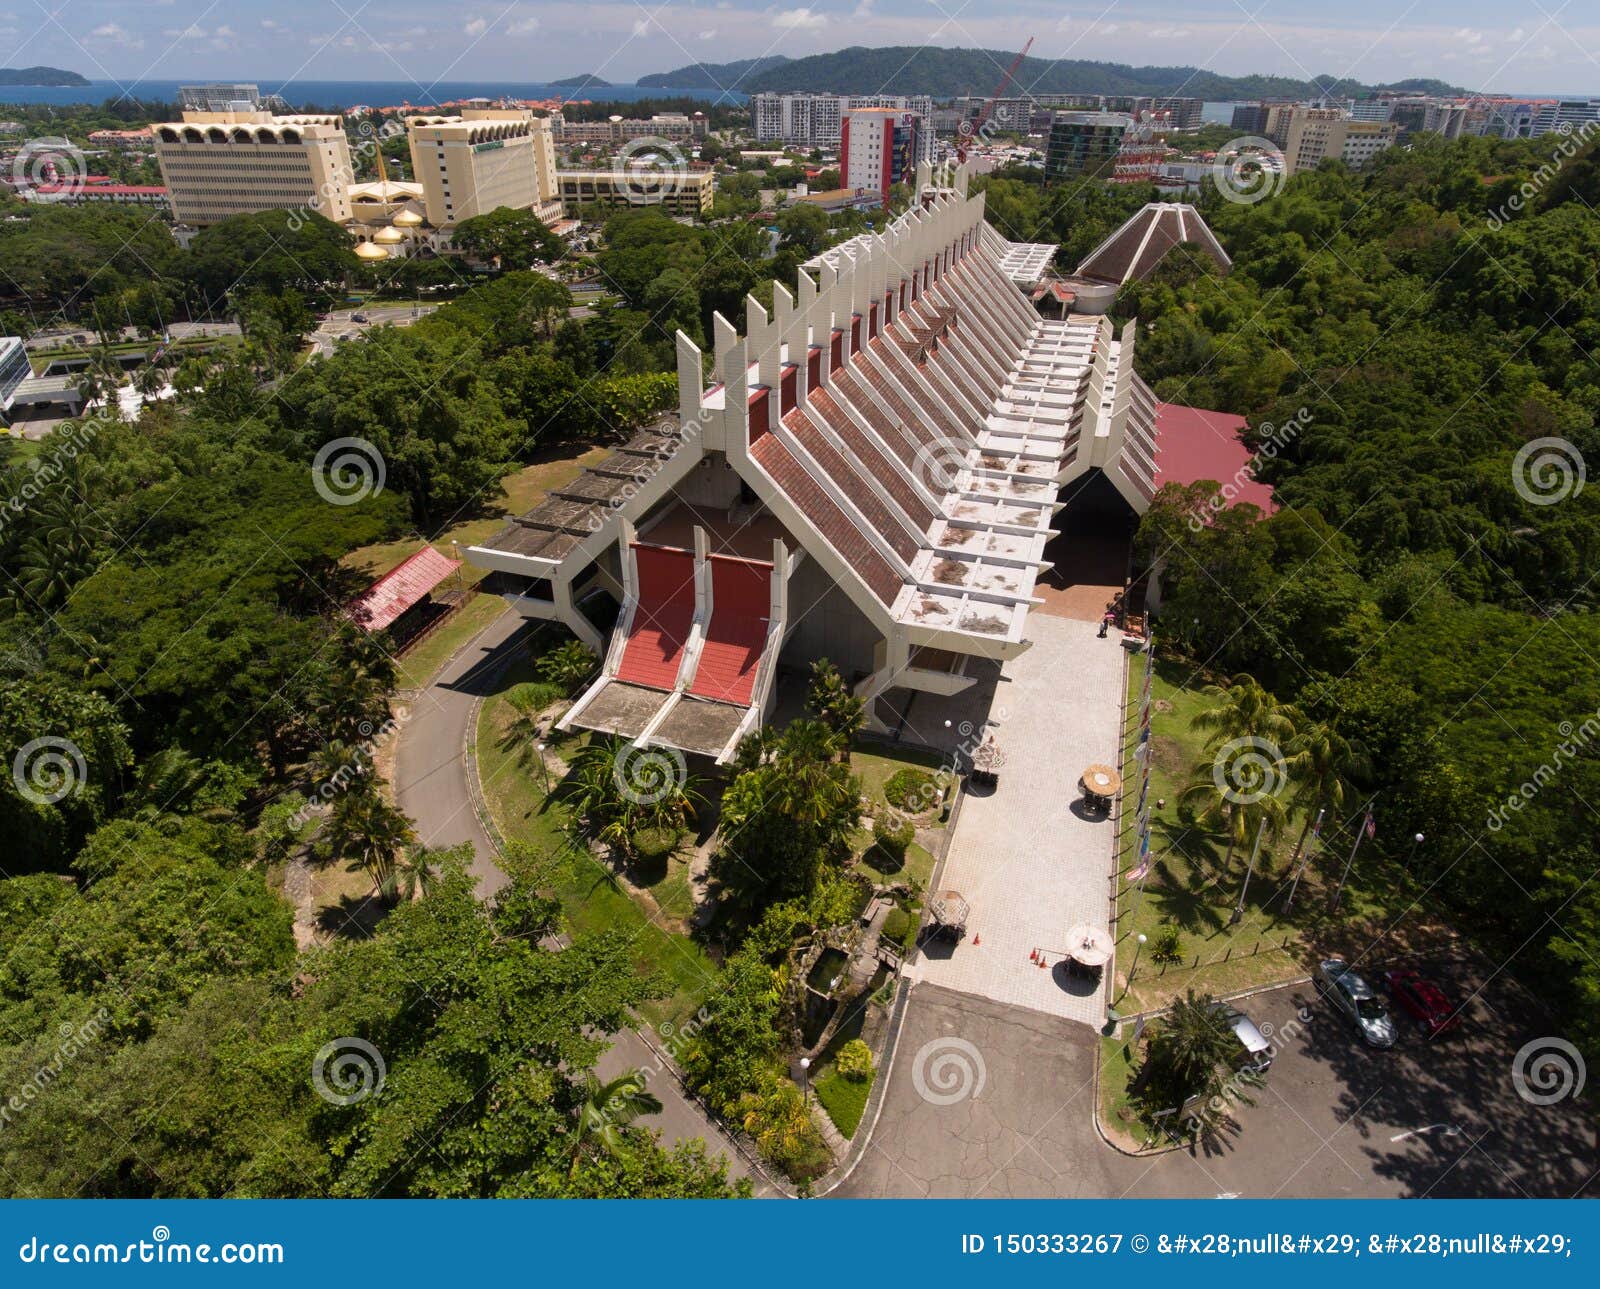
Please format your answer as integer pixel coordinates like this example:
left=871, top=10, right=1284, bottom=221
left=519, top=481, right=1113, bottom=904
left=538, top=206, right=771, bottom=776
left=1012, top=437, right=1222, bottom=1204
left=1381, top=968, right=1462, bottom=1038
left=1315, top=958, right=1397, bottom=1048
left=1213, top=1004, right=1274, bottom=1072
left=350, top=312, right=370, bottom=323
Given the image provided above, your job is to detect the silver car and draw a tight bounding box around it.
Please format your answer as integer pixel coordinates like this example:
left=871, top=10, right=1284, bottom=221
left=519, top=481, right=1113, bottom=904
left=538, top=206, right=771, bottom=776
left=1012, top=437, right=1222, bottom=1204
left=1315, top=958, right=1397, bottom=1048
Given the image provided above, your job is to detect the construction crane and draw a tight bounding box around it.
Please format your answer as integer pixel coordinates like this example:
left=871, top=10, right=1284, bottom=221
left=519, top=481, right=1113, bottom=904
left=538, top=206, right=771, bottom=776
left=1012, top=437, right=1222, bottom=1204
left=957, top=36, right=1035, bottom=162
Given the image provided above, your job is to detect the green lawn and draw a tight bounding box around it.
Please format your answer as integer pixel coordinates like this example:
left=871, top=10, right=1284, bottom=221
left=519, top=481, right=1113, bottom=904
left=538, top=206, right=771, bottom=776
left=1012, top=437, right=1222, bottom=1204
left=474, top=659, right=721, bottom=1028
left=852, top=744, right=949, bottom=816
left=849, top=744, right=947, bottom=891
left=1114, top=653, right=1431, bottom=1012
left=394, top=593, right=509, bottom=693
left=814, top=1069, right=873, bottom=1138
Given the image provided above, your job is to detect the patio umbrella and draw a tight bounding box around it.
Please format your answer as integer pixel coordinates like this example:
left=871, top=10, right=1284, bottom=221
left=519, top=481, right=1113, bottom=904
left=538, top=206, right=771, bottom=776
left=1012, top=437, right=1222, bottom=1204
left=1064, top=924, right=1113, bottom=967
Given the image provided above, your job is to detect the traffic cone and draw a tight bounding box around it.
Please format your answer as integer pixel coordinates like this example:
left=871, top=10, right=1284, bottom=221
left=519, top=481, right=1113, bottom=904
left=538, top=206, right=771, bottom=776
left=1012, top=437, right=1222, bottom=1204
left=972, top=932, right=980, bottom=945
left=1029, top=947, right=1037, bottom=962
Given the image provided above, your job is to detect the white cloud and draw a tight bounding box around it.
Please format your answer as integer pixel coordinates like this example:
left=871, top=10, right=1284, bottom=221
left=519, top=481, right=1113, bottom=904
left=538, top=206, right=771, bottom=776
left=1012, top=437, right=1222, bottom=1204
left=88, top=21, right=144, bottom=49
left=631, top=18, right=652, bottom=36
left=773, top=7, right=827, bottom=30
left=1148, top=26, right=1192, bottom=39
left=698, top=28, right=716, bottom=40
left=507, top=16, right=540, bottom=36
left=465, top=18, right=488, bottom=37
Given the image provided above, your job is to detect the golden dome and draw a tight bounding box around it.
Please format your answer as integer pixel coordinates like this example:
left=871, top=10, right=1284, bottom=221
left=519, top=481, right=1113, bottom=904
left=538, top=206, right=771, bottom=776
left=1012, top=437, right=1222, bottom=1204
left=355, top=241, right=389, bottom=260
left=392, top=208, right=423, bottom=227
left=373, top=226, right=405, bottom=244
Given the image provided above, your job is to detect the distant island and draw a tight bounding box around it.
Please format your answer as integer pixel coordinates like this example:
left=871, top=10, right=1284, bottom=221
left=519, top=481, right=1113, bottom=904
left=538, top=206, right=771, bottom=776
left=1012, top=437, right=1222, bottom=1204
left=0, top=66, right=90, bottom=87
left=549, top=74, right=614, bottom=90
left=637, top=46, right=1466, bottom=100
left=637, top=56, right=792, bottom=92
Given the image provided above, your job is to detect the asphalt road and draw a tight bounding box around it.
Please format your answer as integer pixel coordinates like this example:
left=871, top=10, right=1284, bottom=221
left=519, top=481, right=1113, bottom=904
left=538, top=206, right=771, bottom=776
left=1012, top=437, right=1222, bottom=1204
left=835, top=976, right=1596, bottom=1199
left=392, top=606, right=760, bottom=1188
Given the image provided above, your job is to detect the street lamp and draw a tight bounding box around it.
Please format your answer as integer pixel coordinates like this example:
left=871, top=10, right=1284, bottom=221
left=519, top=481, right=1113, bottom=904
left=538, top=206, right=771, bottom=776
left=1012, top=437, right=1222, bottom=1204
left=535, top=741, right=550, bottom=796
left=1130, top=933, right=1147, bottom=984
left=799, top=1056, right=811, bottom=1104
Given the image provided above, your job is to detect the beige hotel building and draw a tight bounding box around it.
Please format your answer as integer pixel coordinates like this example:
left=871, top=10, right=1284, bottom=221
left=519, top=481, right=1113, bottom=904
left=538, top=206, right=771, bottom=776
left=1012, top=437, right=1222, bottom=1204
left=153, top=109, right=354, bottom=226
left=405, top=109, right=561, bottom=228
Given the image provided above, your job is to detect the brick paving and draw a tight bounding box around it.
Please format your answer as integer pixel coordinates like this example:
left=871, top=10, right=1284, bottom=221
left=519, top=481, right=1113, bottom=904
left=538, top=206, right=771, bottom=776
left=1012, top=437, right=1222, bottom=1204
left=905, top=614, right=1126, bottom=1027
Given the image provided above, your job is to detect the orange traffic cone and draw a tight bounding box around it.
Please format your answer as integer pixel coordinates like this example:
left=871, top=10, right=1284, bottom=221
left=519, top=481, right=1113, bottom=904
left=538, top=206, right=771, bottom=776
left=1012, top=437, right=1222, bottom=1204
left=972, top=932, right=980, bottom=945
left=1029, top=947, right=1037, bottom=962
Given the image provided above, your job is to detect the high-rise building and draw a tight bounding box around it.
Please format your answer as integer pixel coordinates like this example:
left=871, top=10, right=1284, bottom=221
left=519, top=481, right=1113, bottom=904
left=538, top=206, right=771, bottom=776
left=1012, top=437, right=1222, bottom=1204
left=405, top=109, right=560, bottom=228
left=752, top=92, right=934, bottom=156
left=1045, top=113, right=1134, bottom=182
left=1231, top=103, right=1272, bottom=134
left=840, top=108, right=924, bottom=203
left=1270, top=106, right=1397, bottom=175
left=152, top=98, right=353, bottom=226
left=1530, top=99, right=1600, bottom=137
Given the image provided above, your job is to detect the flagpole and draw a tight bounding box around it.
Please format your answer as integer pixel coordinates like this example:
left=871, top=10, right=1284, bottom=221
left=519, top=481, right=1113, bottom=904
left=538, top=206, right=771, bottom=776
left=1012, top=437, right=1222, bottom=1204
left=1231, top=817, right=1267, bottom=925
left=1330, top=809, right=1372, bottom=913
left=1283, top=807, right=1323, bottom=913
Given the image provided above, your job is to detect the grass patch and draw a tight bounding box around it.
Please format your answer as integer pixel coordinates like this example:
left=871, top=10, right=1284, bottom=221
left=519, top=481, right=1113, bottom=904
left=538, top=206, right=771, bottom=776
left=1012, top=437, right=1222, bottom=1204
left=814, top=1068, right=873, bottom=1138
left=1114, top=653, right=1429, bottom=1012
left=852, top=744, right=948, bottom=816
left=474, top=660, right=719, bottom=1027
left=1097, top=1032, right=1144, bottom=1147
left=857, top=839, right=935, bottom=889
left=394, top=593, right=509, bottom=692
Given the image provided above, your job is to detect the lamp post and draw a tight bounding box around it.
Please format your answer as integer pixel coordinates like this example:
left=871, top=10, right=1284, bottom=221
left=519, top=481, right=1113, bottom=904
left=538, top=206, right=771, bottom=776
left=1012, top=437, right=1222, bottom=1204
left=1409, top=832, right=1425, bottom=865
left=799, top=1056, right=811, bottom=1105
left=1120, top=933, right=1148, bottom=1003
left=535, top=741, right=550, bottom=796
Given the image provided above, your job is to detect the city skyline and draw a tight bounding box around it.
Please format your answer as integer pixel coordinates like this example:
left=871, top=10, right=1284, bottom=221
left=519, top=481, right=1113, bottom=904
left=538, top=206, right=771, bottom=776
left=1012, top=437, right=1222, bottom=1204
left=6, top=2, right=1598, bottom=97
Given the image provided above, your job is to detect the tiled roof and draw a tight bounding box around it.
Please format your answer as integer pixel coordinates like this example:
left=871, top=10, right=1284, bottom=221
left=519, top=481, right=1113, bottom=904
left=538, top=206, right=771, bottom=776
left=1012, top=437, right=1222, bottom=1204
left=1076, top=202, right=1231, bottom=286
left=346, top=545, right=460, bottom=632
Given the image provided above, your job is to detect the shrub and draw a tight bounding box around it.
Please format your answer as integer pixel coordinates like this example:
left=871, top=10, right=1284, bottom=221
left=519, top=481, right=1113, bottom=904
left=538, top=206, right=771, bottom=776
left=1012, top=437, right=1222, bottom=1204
left=1152, top=922, right=1184, bottom=965
left=883, top=767, right=938, bottom=812
left=632, top=824, right=682, bottom=861
left=505, top=679, right=564, bottom=714
left=815, top=1069, right=872, bottom=1138
left=881, top=906, right=916, bottom=951
left=871, top=815, right=914, bottom=860
left=536, top=639, right=598, bottom=694
left=833, top=1038, right=873, bottom=1081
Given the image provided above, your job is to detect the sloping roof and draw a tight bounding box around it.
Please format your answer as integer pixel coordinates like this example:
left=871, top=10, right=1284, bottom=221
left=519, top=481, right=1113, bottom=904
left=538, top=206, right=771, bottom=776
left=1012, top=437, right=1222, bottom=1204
left=1153, top=402, right=1276, bottom=513
left=1076, top=202, right=1231, bottom=286
left=346, top=545, right=460, bottom=632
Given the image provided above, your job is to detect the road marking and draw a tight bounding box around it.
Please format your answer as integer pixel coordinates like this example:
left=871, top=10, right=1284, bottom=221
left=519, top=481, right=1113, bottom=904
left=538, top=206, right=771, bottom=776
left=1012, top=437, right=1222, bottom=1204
left=1389, top=1124, right=1462, bottom=1142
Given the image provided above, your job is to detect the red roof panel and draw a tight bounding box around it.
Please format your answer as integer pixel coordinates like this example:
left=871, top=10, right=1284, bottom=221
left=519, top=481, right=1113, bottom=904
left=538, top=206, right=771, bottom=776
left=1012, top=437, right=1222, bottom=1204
left=1153, top=402, right=1276, bottom=513
left=346, top=545, right=461, bottom=632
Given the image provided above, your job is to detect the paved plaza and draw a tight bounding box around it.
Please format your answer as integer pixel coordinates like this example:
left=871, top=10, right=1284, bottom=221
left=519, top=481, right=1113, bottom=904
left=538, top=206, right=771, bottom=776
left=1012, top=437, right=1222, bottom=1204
left=905, top=614, right=1128, bottom=1026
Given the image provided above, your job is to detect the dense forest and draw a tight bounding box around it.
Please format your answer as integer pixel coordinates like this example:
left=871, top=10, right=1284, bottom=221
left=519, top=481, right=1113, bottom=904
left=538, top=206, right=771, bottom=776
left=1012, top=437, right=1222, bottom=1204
left=0, top=201, right=781, bottom=1195
left=1089, top=135, right=1600, bottom=1070
left=638, top=46, right=1464, bottom=100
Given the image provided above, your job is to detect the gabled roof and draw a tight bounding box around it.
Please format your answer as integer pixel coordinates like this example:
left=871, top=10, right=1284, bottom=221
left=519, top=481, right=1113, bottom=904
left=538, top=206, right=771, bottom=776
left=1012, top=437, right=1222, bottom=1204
left=346, top=545, right=460, bottom=632
left=1076, top=202, right=1231, bottom=286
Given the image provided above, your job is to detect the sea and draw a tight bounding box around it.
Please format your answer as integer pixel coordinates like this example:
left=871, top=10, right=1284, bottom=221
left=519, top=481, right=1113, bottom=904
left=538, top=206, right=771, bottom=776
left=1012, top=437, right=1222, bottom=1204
left=0, top=80, right=749, bottom=111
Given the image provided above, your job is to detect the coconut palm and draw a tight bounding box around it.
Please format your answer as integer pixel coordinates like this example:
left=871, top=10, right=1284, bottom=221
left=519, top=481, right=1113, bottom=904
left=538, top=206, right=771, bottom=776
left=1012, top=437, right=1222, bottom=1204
left=1190, top=673, right=1299, bottom=749
left=569, top=1072, right=662, bottom=1177
left=1181, top=674, right=1298, bottom=870
left=391, top=847, right=441, bottom=902
left=1145, top=990, right=1257, bottom=1128
left=134, top=362, right=166, bottom=400
left=1283, top=721, right=1366, bottom=872
left=326, top=791, right=416, bottom=898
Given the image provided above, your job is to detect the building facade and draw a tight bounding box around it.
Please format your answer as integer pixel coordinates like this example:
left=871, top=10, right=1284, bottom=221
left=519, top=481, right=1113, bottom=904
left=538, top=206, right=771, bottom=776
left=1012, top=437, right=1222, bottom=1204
left=553, top=112, right=708, bottom=147
left=555, top=168, right=713, bottom=216
left=753, top=92, right=934, bottom=155
left=1044, top=113, right=1136, bottom=182
left=405, top=109, right=560, bottom=228
left=840, top=108, right=923, bottom=204
left=152, top=108, right=354, bottom=226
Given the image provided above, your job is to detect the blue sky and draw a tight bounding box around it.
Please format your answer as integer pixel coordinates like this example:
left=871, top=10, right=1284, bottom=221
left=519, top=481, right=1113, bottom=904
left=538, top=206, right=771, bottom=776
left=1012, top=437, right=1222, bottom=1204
left=5, top=1, right=1597, bottom=93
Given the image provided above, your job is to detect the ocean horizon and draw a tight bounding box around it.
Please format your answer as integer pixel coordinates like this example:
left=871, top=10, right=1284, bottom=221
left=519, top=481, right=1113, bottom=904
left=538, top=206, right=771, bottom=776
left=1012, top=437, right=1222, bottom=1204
left=0, top=79, right=750, bottom=110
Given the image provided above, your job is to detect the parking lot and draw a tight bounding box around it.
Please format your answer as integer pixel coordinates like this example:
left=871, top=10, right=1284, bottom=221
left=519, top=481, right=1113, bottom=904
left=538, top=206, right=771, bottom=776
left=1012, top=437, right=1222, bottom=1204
left=836, top=961, right=1596, bottom=1199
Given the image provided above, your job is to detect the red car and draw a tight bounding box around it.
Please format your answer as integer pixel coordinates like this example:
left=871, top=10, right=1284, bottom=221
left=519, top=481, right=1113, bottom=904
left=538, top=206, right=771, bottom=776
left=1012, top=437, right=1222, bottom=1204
left=1381, top=968, right=1463, bottom=1038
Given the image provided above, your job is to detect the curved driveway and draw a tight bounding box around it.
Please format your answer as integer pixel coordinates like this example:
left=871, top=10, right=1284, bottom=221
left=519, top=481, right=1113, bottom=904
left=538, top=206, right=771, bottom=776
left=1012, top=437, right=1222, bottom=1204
left=393, top=605, right=759, bottom=1186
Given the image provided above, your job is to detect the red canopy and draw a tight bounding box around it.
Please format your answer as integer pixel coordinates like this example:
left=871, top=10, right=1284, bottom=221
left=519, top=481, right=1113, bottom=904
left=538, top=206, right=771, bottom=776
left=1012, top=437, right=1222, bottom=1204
left=1153, top=402, right=1277, bottom=514
left=346, top=546, right=460, bottom=632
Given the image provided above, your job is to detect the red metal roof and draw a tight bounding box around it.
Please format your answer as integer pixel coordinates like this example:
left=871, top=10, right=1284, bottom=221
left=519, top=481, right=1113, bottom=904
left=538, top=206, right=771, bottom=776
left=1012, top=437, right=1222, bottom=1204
left=346, top=545, right=461, bottom=632
left=1153, top=402, right=1276, bottom=513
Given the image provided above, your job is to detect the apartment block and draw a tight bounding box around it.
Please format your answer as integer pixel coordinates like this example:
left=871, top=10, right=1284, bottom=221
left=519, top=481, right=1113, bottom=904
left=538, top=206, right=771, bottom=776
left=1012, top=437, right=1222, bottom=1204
left=555, top=167, right=714, bottom=216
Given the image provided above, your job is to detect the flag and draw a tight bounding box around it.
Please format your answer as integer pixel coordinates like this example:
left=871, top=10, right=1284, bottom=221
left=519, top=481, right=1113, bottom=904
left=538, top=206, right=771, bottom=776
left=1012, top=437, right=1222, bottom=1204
left=1364, top=811, right=1376, bottom=840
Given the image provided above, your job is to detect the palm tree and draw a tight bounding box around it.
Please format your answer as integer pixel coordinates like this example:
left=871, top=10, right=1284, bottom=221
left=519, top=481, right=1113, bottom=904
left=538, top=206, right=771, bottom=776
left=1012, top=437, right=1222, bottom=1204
left=1145, top=990, right=1255, bottom=1128
left=1181, top=674, right=1298, bottom=871
left=392, top=847, right=440, bottom=902
left=569, top=1072, right=662, bottom=1177
left=1190, top=674, right=1298, bottom=750
left=1179, top=771, right=1288, bottom=873
left=326, top=791, right=416, bottom=899
left=1283, top=721, right=1365, bottom=873
left=134, top=362, right=166, bottom=401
